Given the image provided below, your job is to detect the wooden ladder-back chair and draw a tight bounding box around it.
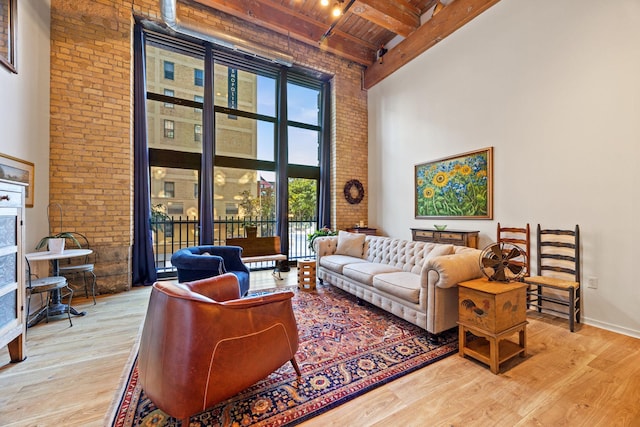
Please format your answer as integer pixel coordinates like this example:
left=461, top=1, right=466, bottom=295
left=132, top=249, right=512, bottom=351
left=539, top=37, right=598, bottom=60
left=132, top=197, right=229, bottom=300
left=496, top=223, right=531, bottom=277
left=524, top=225, right=581, bottom=332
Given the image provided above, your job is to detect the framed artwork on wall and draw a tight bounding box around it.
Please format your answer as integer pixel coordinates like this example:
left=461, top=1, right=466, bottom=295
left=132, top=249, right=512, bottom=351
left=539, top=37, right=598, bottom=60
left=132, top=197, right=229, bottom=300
left=0, top=0, right=17, bottom=73
left=0, top=153, right=34, bottom=207
left=415, top=147, right=493, bottom=219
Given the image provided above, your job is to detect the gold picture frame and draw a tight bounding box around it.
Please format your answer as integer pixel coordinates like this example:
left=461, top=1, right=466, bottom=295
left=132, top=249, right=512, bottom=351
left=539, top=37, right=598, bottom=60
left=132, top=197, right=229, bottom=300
left=0, top=0, right=17, bottom=73
left=415, top=147, right=493, bottom=219
left=0, top=153, right=34, bottom=207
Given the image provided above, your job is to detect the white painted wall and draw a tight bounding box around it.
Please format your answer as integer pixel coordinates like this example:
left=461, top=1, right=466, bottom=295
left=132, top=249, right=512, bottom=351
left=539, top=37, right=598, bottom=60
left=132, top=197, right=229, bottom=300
left=0, top=0, right=50, bottom=249
left=368, top=0, right=640, bottom=337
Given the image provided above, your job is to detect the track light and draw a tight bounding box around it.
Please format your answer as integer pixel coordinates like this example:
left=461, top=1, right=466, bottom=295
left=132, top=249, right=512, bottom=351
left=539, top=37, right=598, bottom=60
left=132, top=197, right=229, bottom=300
left=320, top=0, right=345, bottom=18
left=332, top=1, right=344, bottom=17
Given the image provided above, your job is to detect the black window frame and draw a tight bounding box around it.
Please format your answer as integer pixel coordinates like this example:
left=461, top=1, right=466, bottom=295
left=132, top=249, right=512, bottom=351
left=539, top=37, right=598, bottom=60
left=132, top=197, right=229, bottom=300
left=142, top=25, right=332, bottom=249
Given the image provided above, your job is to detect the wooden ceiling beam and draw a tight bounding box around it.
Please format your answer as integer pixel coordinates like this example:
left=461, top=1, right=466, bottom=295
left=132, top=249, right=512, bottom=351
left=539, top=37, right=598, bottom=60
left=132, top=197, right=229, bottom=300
left=363, top=0, right=501, bottom=89
left=351, top=0, right=420, bottom=38
left=192, top=0, right=376, bottom=65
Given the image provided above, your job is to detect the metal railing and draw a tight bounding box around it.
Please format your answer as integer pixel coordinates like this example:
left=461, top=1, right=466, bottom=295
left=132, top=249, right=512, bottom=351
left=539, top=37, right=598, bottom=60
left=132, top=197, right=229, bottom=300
left=152, top=216, right=317, bottom=277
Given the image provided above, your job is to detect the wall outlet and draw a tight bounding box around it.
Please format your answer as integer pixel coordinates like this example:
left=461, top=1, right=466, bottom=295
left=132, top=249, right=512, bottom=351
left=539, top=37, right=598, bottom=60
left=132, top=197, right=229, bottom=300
left=587, top=276, right=598, bottom=289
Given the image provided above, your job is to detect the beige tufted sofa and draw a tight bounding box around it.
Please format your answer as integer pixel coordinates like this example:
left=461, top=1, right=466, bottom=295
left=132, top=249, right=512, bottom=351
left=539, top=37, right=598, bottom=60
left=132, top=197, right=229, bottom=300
left=315, top=233, right=483, bottom=336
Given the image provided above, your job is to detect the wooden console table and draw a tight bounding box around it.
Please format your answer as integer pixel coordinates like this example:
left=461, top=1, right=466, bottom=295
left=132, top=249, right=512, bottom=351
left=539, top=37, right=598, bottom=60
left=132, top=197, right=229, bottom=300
left=345, top=227, right=377, bottom=236
left=457, top=278, right=528, bottom=374
left=411, top=228, right=479, bottom=248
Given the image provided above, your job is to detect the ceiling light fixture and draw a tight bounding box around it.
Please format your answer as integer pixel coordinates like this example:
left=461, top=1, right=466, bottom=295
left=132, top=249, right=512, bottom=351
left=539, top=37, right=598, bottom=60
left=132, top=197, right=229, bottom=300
left=332, top=1, right=344, bottom=17
left=319, top=0, right=356, bottom=42
left=320, top=0, right=329, bottom=6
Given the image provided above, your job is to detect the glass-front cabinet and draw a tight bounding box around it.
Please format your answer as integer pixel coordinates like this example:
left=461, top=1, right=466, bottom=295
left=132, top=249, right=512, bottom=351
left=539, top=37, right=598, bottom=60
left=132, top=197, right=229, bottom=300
left=0, top=179, right=26, bottom=362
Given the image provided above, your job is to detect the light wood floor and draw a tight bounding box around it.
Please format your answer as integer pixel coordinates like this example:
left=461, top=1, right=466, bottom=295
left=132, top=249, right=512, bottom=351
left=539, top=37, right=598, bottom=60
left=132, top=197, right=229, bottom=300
left=1, top=270, right=639, bottom=427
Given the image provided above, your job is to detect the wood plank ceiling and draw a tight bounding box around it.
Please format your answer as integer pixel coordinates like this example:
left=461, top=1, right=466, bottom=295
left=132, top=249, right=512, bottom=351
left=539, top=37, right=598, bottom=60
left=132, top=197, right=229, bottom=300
left=191, top=0, right=501, bottom=88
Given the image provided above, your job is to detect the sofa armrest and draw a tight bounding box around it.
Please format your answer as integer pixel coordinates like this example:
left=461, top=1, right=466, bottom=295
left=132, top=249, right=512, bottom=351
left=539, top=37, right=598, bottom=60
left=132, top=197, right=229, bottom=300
left=209, top=246, right=250, bottom=274
left=314, top=236, right=338, bottom=263
left=423, top=250, right=483, bottom=289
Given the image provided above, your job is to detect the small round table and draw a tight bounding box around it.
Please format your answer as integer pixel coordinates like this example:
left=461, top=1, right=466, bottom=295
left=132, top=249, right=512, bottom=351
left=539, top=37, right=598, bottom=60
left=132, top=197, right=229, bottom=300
left=297, top=259, right=316, bottom=291
left=25, top=249, right=93, bottom=321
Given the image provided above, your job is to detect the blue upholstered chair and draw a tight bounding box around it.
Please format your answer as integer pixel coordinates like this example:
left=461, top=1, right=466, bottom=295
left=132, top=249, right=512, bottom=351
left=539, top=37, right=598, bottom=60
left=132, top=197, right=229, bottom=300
left=170, top=246, right=251, bottom=296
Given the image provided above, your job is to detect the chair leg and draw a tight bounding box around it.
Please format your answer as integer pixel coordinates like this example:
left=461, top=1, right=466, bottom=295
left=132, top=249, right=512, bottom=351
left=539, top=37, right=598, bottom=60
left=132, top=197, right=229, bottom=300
left=575, top=287, right=581, bottom=324
left=180, top=417, right=190, bottom=427
left=85, top=271, right=97, bottom=304
left=536, top=285, right=543, bottom=313
left=43, top=293, right=50, bottom=324
left=65, top=286, right=74, bottom=327
left=26, top=292, right=32, bottom=333
left=568, top=289, right=575, bottom=332
left=290, top=357, right=302, bottom=377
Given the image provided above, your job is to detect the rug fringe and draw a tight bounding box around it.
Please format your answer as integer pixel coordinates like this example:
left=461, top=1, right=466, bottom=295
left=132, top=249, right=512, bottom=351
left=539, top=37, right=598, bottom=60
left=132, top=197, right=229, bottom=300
left=103, top=316, right=146, bottom=426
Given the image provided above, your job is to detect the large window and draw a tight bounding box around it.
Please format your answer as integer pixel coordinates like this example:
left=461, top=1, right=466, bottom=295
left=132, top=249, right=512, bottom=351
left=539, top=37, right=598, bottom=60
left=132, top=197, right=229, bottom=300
left=142, top=28, right=329, bottom=262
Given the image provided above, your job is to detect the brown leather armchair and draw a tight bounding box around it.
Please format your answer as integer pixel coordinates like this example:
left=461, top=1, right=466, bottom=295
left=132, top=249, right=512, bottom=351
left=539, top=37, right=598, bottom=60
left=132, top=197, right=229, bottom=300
left=137, top=273, right=301, bottom=425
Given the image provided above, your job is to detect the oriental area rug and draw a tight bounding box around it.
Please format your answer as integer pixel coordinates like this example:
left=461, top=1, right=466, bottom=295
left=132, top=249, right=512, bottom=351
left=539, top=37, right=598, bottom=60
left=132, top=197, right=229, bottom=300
left=108, top=285, right=458, bottom=427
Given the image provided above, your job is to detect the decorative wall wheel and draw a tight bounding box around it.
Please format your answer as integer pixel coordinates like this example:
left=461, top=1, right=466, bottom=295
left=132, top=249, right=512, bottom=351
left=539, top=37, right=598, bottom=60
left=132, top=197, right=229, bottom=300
left=343, top=179, right=365, bottom=204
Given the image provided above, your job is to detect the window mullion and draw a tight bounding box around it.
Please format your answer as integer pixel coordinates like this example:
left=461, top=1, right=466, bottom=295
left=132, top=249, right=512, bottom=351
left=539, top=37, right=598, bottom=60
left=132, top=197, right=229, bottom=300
left=199, top=43, right=215, bottom=244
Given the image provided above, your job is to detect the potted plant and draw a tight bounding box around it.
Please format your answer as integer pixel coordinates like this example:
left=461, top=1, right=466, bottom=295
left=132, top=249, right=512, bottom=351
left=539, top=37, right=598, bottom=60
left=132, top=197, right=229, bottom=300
left=238, top=190, right=260, bottom=238
left=36, top=232, right=81, bottom=253
left=307, top=227, right=337, bottom=252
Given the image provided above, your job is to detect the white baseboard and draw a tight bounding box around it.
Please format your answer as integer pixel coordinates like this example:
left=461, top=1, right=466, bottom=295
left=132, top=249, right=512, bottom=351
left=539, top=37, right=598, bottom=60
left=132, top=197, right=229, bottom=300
left=582, top=317, right=640, bottom=339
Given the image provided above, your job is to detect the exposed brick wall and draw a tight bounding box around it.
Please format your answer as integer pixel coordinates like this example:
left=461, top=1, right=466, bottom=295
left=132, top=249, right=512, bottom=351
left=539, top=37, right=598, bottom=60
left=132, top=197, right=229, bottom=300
left=50, top=1, right=134, bottom=293
left=50, top=0, right=368, bottom=293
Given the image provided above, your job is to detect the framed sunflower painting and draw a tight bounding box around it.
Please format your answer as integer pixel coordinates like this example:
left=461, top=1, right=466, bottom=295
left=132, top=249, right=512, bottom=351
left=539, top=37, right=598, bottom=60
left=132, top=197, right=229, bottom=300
left=415, top=147, right=493, bottom=219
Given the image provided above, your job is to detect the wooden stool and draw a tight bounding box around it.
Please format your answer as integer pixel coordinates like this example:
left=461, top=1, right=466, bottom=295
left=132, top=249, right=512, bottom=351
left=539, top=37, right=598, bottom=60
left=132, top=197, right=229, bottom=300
left=297, top=259, right=316, bottom=291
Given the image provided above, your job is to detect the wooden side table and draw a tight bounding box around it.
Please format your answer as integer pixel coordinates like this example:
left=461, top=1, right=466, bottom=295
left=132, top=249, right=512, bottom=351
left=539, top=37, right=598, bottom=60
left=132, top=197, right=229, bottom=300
left=457, top=278, right=528, bottom=374
left=297, top=259, right=316, bottom=291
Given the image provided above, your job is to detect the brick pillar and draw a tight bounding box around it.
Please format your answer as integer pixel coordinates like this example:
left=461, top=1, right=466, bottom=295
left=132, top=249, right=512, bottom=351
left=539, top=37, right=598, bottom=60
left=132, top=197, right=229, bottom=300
left=50, top=1, right=134, bottom=292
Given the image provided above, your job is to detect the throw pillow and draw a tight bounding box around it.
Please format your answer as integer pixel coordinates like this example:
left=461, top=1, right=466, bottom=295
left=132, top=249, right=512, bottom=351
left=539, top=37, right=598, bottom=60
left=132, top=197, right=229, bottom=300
left=335, top=231, right=366, bottom=258
left=425, top=244, right=454, bottom=260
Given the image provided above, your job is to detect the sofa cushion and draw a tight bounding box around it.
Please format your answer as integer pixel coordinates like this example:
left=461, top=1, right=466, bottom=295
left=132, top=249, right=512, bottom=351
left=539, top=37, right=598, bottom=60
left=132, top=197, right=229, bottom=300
left=373, top=272, right=421, bottom=304
left=343, top=262, right=402, bottom=286
left=335, top=231, right=366, bottom=258
left=425, top=244, right=454, bottom=260
left=319, top=255, right=368, bottom=274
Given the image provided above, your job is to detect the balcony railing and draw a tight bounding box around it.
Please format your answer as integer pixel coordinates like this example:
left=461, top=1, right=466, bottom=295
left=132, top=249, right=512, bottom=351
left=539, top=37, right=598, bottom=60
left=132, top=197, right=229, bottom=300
left=152, top=216, right=318, bottom=277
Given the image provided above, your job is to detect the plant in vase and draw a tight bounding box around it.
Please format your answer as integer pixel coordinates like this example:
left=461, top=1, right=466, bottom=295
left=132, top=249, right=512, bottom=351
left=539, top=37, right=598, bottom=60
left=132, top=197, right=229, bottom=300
left=307, top=227, right=338, bottom=252
left=36, top=232, right=82, bottom=253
